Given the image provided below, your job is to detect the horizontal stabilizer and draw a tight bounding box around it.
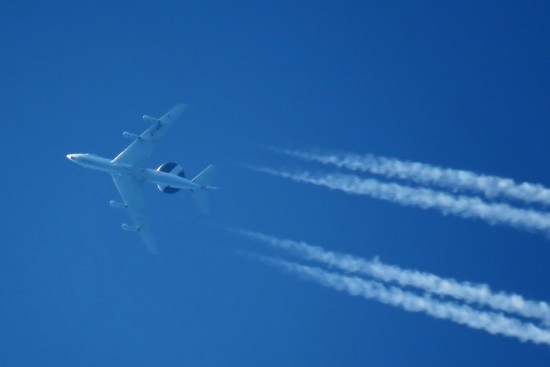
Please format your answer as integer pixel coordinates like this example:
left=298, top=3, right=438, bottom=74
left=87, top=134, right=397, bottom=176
left=191, top=165, right=216, bottom=213
left=192, top=165, right=216, bottom=188
left=191, top=189, right=210, bottom=214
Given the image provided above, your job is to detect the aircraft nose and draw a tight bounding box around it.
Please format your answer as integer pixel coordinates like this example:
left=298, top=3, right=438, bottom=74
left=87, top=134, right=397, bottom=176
left=66, top=154, right=73, bottom=160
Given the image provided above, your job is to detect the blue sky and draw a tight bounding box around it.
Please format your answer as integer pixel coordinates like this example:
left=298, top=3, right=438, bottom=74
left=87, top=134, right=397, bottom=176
left=1, top=1, right=550, bottom=365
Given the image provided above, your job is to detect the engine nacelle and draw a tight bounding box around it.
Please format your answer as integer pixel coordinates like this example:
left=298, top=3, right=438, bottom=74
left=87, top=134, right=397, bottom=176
left=156, top=162, right=185, bottom=194
left=123, top=131, right=139, bottom=140
left=110, top=200, right=127, bottom=209
left=122, top=223, right=139, bottom=232
left=143, top=115, right=159, bottom=123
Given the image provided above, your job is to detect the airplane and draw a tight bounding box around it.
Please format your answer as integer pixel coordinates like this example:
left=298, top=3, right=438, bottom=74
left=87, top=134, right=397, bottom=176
left=66, top=104, right=216, bottom=255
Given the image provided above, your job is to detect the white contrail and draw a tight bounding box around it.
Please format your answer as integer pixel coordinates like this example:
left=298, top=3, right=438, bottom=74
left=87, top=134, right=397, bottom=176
left=277, top=149, right=550, bottom=206
left=237, top=229, right=550, bottom=324
left=255, top=167, right=550, bottom=235
left=266, top=258, right=550, bottom=346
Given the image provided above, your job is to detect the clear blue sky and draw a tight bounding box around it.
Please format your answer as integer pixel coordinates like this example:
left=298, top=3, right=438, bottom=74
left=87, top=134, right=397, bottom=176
left=1, top=1, right=549, bottom=366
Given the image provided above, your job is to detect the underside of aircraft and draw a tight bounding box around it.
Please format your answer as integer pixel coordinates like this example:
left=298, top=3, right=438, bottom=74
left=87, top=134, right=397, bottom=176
left=66, top=104, right=216, bottom=254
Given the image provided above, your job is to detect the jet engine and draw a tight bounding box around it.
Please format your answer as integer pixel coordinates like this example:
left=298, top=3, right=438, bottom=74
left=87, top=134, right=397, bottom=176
left=143, top=115, right=159, bottom=123
left=122, top=223, right=139, bottom=232
left=123, top=131, right=139, bottom=139
left=110, top=200, right=127, bottom=209
left=156, top=162, right=185, bottom=193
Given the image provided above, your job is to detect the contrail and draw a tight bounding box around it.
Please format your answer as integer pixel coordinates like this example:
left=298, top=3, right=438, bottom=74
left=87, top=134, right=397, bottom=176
left=236, top=229, right=550, bottom=324
left=254, top=167, right=550, bottom=235
left=277, top=148, right=550, bottom=206
left=266, top=258, right=550, bottom=346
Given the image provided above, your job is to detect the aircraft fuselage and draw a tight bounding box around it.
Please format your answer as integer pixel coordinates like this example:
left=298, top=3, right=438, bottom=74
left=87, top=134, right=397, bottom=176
left=66, top=153, right=201, bottom=190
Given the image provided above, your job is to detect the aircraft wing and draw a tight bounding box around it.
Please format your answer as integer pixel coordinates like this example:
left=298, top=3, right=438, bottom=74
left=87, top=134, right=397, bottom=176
left=112, top=104, right=187, bottom=167
left=111, top=174, right=159, bottom=255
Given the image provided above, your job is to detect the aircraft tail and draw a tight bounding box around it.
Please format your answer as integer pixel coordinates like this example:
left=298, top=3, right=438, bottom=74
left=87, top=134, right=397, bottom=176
left=191, top=165, right=217, bottom=214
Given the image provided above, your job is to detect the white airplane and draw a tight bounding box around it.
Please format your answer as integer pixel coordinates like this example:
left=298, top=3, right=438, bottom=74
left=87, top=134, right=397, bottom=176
left=66, top=104, right=216, bottom=254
